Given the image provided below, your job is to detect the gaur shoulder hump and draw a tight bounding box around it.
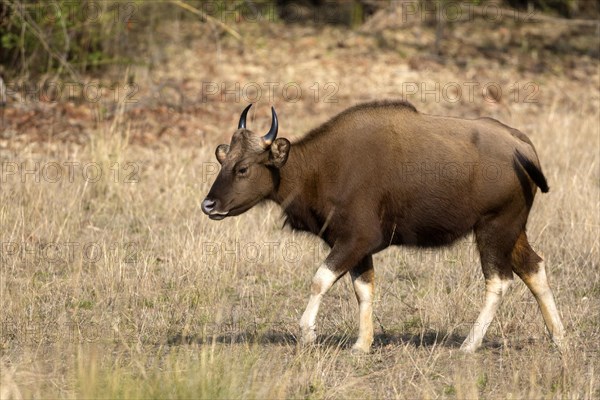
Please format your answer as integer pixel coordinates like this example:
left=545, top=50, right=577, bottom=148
left=347, top=99, right=418, bottom=113
left=300, top=100, right=417, bottom=142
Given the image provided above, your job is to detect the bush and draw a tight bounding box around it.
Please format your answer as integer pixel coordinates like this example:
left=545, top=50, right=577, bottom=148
left=0, top=0, right=137, bottom=79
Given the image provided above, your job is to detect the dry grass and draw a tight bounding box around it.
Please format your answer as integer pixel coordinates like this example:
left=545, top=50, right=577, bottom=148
left=1, top=14, right=599, bottom=400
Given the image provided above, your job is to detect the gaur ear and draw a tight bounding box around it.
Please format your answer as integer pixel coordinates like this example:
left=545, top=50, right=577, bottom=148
left=267, top=138, right=290, bottom=168
left=215, top=144, right=230, bottom=164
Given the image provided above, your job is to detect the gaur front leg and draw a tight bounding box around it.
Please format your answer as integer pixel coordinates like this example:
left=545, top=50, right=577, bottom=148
left=299, top=234, right=380, bottom=347
left=350, top=256, right=375, bottom=353
left=299, top=263, right=341, bottom=344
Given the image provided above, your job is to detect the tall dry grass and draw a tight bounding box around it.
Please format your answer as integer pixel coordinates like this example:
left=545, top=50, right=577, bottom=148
left=1, top=86, right=598, bottom=399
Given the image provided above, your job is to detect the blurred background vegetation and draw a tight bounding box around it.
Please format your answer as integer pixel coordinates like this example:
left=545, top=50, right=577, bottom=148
left=1, top=0, right=598, bottom=80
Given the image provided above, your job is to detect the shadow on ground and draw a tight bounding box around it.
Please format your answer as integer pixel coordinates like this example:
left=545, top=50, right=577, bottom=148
left=166, top=329, right=515, bottom=351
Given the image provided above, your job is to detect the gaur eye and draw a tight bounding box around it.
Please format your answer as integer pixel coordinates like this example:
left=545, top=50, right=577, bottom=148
left=237, top=166, right=249, bottom=176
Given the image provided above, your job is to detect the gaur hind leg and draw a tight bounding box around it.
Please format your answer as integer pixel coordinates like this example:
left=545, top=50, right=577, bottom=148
left=350, top=256, right=375, bottom=353
left=511, top=231, right=565, bottom=350
left=461, top=221, right=516, bottom=353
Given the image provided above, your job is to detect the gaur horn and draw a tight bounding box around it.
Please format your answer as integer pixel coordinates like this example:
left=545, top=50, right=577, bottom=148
left=262, top=107, right=278, bottom=147
left=238, top=103, right=252, bottom=129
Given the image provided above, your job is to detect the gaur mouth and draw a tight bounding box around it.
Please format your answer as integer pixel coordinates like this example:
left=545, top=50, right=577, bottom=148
left=205, top=200, right=261, bottom=221
left=208, top=211, right=229, bottom=220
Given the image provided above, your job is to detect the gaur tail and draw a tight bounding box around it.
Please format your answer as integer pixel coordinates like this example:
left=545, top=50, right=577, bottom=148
left=515, top=149, right=549, bottom=193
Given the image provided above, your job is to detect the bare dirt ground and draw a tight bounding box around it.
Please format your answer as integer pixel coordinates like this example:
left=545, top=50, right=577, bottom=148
left=1, top=4, right=599, bottom=398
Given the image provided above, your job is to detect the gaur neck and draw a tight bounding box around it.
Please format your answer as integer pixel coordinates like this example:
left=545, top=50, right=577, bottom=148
left=268, top=138, right=325, bottom=235
left=270, top=140, right=314, bottom=207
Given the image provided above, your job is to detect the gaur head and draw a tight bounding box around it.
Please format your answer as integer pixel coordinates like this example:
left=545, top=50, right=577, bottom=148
left=201, top=104, right=291, bottom=220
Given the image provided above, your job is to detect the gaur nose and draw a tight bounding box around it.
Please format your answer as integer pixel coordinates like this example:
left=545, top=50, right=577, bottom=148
left=201, top=198, right=216, bottom=214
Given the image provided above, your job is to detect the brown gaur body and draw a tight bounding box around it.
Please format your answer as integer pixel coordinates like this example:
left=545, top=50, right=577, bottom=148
left=202, top=100, right=565, bottom=353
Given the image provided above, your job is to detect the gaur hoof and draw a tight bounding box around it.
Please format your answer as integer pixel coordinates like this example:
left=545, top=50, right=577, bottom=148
left=351, top=343, right=371, bottom=354
left=459, top=342, right=478, bottom=354
left=301, top=330, right=317, bottom=345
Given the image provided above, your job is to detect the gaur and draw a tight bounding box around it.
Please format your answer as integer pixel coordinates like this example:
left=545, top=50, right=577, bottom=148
left=201, top=101, right=565, bottom=353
